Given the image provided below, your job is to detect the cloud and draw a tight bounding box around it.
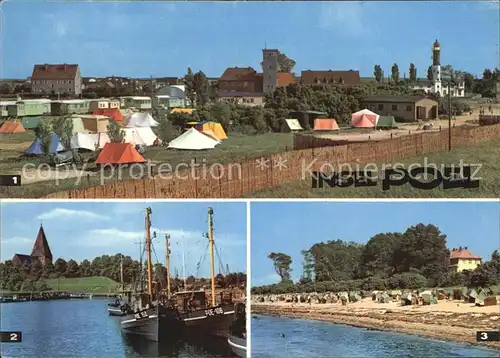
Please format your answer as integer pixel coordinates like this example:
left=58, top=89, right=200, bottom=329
left=37, top=208, right=109, bottom=221
left=319, top=2, right=369, bottom=36
left=1, top=237, right=33, bottom=245
left=1, top=237, right=33, bottom=261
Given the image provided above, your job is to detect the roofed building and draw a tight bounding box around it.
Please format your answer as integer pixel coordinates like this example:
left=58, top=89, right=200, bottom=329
left=450, top=247, right=482, bottom=272
left=301, top=70, right=360, bottom=86
left=12, top=224, right=53, bottom=266
left=360, top=96, right=438, bottom=122
left=31, top=63, right=82, bottom=96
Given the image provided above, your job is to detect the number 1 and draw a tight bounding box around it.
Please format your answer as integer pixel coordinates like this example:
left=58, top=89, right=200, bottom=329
left=10, top=333, right=17, bottom=341
left=12, top=176, right=17, bottom=184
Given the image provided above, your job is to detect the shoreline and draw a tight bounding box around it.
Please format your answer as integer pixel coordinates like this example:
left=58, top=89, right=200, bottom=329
left=252, top=303, right=500, bottom=350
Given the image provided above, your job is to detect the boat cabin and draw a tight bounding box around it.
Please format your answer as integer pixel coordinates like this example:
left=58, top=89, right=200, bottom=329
left=173, top=290, right=207, bottom=311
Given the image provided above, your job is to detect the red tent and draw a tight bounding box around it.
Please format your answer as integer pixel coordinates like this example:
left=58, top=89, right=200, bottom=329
left=95, top=143, right=145, bottom=165
left=353, top=114, right=375, bottom=128
left=0, top=121, right=26, bottom=133
left=93, top=108, right=123, bottom=122
left=313, top=118, right=340, bottom=131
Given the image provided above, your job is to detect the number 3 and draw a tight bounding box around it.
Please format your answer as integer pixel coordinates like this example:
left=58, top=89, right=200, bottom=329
left=10, top=333, right=17, bottom=341
left=481, top=332, right=488, bottom=340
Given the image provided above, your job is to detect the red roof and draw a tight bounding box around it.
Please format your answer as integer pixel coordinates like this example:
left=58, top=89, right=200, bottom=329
left=93, top=108, right=123, bottom=121
left=220, top=67, right=258, bottom=81
left=314, top=118, right=340, bottom=131
left=32, top=64, right=79, bottom=80
left=31, top=225, right=53, bottom=261
left=277, top=72, right=295, bottom=87
left=95, top=143, right=145, bottom=165
left=450, top=248, right=482, bottom=260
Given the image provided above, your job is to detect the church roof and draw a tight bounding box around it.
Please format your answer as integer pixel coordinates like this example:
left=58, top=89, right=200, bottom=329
left=13, top=254, right=33, bottom=265
left=433, top=39, right=440, bottom=47
left=30, top=225, right=53, bottom=260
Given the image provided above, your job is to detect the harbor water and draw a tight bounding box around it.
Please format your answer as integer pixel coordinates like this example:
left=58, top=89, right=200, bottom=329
left=251, top=315, right=500, bottom=358
left=0, top=299, right=234, bottom=357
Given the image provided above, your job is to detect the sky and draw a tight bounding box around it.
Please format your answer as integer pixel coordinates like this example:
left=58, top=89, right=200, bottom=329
left=0, top=201, right=247, bottom=277
left=251, top=201, right=500, bottom=286
left=1, top=2, right=499, bottom=79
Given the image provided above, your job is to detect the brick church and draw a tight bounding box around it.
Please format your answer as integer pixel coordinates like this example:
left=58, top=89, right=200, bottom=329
left=12, top=224, right=53, bottom=266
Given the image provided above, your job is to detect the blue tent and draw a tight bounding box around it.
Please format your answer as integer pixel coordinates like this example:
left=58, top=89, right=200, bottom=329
left=25, top=132, right=65, bottom=155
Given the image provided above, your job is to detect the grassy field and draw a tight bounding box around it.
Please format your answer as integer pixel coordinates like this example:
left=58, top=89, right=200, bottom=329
left=44, top=276, right=121, bottom=294
left=0, top=132, right=294, bottom=198
left=248, top=139, right=500, bottom=198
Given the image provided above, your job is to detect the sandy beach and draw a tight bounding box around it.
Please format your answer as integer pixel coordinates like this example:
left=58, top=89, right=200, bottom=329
left=252, top=299, right=500, bottom=349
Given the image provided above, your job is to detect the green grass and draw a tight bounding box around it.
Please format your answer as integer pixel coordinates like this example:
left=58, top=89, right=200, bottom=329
left=248, top=139, right=500, bottom=198
left=0, top=132, right=293, bottom=198
left=44, top=276, right=121, bottom=294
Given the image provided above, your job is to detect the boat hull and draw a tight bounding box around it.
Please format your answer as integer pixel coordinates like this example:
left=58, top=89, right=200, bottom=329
left=108, top=306, right=127, bottom=316
left=179, top=304, right=235, bottom=338
left=227, top=334, right=246, bottom=358
left=120, top=306, right=179, bottom=342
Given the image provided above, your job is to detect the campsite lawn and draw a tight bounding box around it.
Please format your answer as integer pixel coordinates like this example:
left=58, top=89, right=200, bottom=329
left=0, top=132, right=294, bottom=198
left=43, top=276, right=121, bottom=294
left=247, top=139, right=500, bottom=198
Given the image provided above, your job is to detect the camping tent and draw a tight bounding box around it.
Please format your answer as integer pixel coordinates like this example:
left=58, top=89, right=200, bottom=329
left=0, top=121, right=26, bottom=133
left=168, top=128, right=220, bottom=150
left=352, top=114, right=375, bottom=128
left=283, top=119, right=303, bottom=132
left=124, top=112, right=159, bottom=127
left=122, top=128, right=146, bottom=146
left=376, top=116, right=397, bottom=128
left=198, top=121, right=228, bottom=140
left=352, top=109, right=379, bottom=127
left=313, top=118, right=340, bottom=131
left=70, top=116, right=87, bottom=134
left=95, top=143, right=145, bottom=165
left=134, top=127, right=159, bottom=146
left=201, top=129, right=221, bottom=142
left=171, top=108, right=195, bottom=114
left=25, top=133, right=65, bottom=155
left=71, top=132, right=110, bottom=151
left=93, top=108, right=123, bottom=122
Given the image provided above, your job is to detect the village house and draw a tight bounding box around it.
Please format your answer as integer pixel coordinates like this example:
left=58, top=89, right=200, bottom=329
left=12, top=225, right=53, bottom=267
left=154, top=85, right=186, bottom=109
left=360, top=96, right=439, bottom=122
left=51, top=99, right=90, bottom=116
left=7, top=99, right=52, bottom=117
left=119, top=96, right=152, bottom=109
left=449, top=247, right=482, bottom=272
left=89, top=98, right=120, bottom=112
left=31, top=64, right=82, bottom=96
left=301, top=70, right=361, bottom=86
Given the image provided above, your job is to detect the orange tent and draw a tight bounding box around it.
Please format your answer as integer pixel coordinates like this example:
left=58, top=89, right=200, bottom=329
left=353, top=114, right=375, bottom=128
left=95, top=143, right=145, bottom=165
left=313, top=118, right=340, bottom=131
left=0, top=121, right=26, bottom=133
left=93, top=108, right=123, bottom=122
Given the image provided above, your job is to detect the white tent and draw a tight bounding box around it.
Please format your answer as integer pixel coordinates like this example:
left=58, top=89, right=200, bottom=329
left=168, top=128, right=219, bottom=150
left=122, top=128, right=146, bottom=146
left=125, top=112, right=159, bottom=127
left=284, top=119, right=303, bottom=131
left=71, top=132, right=110, bottom=151
left=353, top=109, right=378, bottom=117
left=134, top=127, right=159, bottom=146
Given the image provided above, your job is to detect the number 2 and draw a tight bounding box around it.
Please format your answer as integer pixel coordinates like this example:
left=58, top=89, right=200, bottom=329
left=480, top=332, right=488, bottom=340
left=10, top=333, right=17, bottom=341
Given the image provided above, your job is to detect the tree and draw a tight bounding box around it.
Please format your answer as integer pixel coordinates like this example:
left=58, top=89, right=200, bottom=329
left=483, top=68, right=493, bottom=80
left=268, top=252, right=293, bottom=282
left=391, top=63, right=400, bottom=84
left=309, top=240, right=363, bottom=282
left=193, top=71, right=209, bottom=106
left=34, top=119, right=53, bottom=156
left=277, top=53, right=296, bottom=73
left=300, top=249, right=314, bottom=283
left=373, top=65, right=383, bottom=83
left=409, top=63, right=417, bottom=82
left=79, top=260, right=91, bottom=277
left=427, top=66, right=433, bottom=82
left=155, top=118, right=175, bottom=143
left=65, top=259, right=80, bottom=278
left=0, top=82, right=13, bottom=95
left=53, top=116, right=74, bottom=149
left=54, top=258, right=68, bottom=276
left=360, top=233, right=401, bottom=278
left=183, top=68, right=196, bottom=108
left=107, top=120, right=125, bottom=143
left=215, top=273, right=225, bottom=287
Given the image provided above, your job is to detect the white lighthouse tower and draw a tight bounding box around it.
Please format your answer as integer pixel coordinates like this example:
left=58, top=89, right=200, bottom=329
left=432, top=39, right=442, bottom=95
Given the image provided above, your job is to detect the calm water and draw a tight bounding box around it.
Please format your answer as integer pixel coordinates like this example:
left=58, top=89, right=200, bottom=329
left=0, top=300, right=234, bottom=358
left=251, top=315, right=500, bottom=358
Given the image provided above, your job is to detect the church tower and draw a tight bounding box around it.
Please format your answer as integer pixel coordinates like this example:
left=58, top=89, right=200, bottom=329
left=30, top=224, right=53, bottom=266
left=432, top=39, right=442, bottom=94
left=262, top=48, right=279, bottom=94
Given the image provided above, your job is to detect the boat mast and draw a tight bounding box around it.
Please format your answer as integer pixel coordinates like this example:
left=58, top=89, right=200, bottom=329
left=120, top=255, right=124, bottom=292
left=165, top=233, right=171, bottom=296
left=145, top=207, right=153, bottom=300
left=208, top=207, right=216, bottom=307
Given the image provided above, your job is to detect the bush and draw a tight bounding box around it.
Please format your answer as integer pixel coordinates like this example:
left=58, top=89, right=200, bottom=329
left=479, top=115, right=500, bottom=126
left=361, top=276, right=388, bottom=291
left=388, top=273, right=427, bottom=289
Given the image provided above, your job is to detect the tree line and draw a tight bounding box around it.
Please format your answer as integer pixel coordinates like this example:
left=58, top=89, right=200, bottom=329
left=0, top=254, right=246, bottom=293
left=252, top=223, right=500, bottom=295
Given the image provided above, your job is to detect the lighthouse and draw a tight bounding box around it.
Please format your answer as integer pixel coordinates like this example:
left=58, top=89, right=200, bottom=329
left=432, top=39, right=442, bottom=94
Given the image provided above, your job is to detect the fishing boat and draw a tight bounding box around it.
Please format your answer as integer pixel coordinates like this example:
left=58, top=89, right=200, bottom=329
left=107, top=256, right=128, bottom=316
left=227, top=300, right=246, bottom=358
left=120, top=207, right=179, bottom=342
left=173, top=207, right=235, bottom=338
